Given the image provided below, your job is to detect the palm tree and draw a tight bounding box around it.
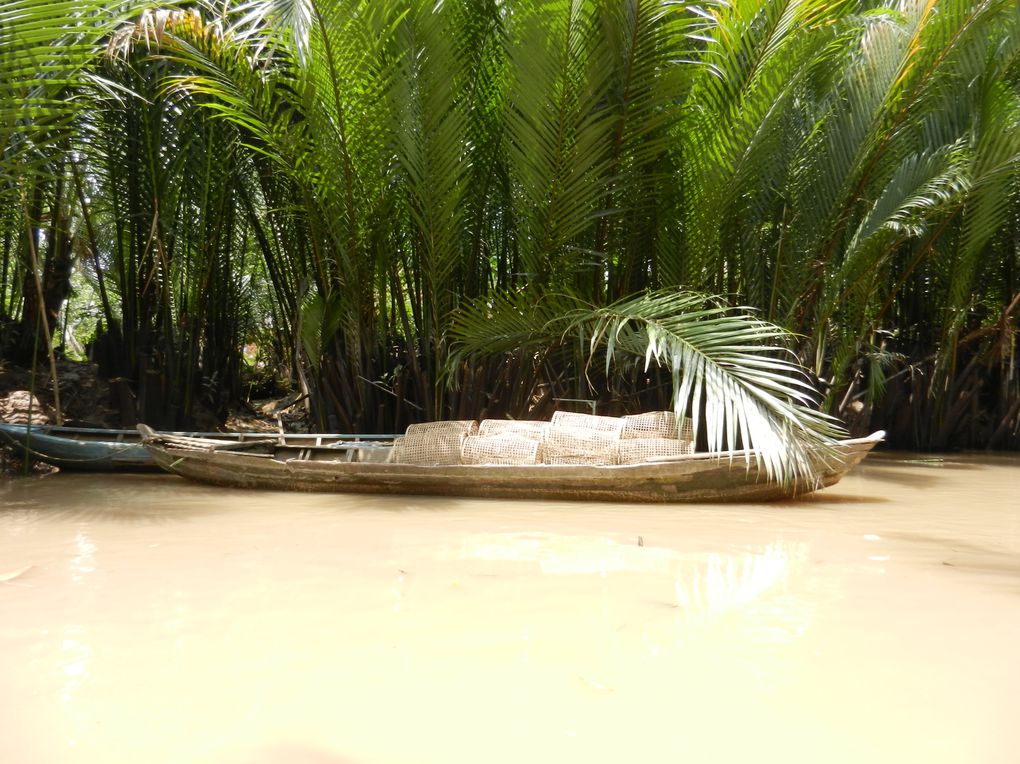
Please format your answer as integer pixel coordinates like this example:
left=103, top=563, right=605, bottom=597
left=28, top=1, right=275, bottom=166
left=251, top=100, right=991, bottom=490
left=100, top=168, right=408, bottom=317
left=2, top=0, right=1018, bottom=451
left=0, top=0, right=155, bottom=418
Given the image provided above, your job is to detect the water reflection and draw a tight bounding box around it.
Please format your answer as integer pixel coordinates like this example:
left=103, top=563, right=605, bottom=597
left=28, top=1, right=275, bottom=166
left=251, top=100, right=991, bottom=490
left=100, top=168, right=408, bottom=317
left=61, top=631, right=91, bottom=687
left=59, top=626, right=92, bottom=712
left=454, top=532, right=807, bottom=622
left=70, top=530, right=96, bottom=582
left=674, top=542, right=803, bottom=614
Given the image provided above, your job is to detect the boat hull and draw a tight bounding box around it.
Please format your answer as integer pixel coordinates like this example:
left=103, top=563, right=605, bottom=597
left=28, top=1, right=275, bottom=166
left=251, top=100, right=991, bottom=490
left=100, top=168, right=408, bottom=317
left=143, top=433, right=884, bottom=503
left=0, top=424, right=155, bottom=471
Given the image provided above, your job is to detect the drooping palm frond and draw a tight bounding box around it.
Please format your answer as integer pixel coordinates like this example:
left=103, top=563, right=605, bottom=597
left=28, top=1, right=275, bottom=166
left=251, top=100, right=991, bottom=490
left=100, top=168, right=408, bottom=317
left=450, top=288, right=847, bottom=483
left=577, top=291, right=848, bottom=482
left=447, top=288, right=576, bottom=362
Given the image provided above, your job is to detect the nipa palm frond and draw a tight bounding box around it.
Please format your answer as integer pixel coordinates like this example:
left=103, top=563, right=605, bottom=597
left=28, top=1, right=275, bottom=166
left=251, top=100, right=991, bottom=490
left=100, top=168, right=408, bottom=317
left=573, top=291, right=847, bottom=483
left=450, top=288, right=847, bottom=483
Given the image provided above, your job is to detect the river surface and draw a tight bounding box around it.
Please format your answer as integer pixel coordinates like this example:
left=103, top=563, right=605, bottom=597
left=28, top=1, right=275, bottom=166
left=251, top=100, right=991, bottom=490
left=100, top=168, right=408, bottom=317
left=1, top=454, right=1018, bottom=764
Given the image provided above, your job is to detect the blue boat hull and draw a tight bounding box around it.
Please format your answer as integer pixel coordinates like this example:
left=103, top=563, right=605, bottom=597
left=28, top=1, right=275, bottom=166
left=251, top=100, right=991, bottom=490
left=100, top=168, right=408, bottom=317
left=0, top=424, right=155, bottom=471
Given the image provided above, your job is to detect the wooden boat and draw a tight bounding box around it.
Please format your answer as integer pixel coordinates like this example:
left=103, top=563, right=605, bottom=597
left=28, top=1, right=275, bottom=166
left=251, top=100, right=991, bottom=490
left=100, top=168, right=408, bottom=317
left=137, top=422, right=884, bottom=503
left=0, top=422, right=394, bottom=472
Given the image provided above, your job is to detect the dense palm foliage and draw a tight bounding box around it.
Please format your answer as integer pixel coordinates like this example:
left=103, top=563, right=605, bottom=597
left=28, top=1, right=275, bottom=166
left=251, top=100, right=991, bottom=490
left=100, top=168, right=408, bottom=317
left=1, top=0, right=1019, bottom=452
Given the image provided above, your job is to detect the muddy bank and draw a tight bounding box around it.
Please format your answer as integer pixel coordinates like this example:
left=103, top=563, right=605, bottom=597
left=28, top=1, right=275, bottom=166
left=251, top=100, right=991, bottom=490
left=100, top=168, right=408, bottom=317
left=0, top=360, right=113, bottom=475
left=0, top=359, right=118, bottom=428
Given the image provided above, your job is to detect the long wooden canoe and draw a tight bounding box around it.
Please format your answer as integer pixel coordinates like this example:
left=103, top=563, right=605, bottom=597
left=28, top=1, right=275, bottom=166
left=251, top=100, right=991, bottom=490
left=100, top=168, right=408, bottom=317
left=137, top=424, right=884, bottom=503
left=0, top=422, right=394, bottom=472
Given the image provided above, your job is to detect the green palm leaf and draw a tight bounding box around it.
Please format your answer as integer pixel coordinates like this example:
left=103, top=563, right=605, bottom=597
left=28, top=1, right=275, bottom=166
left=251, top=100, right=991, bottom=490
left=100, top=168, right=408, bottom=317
left=451, top=289, right=847, bottom=483
left=577, top=291, right=847, bottom=482
left=0, top=0, right=151, bottom=182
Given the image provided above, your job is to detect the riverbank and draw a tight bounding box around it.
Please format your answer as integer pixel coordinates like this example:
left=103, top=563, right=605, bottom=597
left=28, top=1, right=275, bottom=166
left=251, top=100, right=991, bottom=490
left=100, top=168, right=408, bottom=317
left=0, top=359, right=110, bottom=476
left=0, top=358, right=117, bottom=428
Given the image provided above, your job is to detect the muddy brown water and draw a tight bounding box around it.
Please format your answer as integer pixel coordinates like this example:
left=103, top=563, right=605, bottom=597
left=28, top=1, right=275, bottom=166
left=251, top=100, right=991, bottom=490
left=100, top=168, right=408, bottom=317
left=1, top=454, right=1018, bottom=763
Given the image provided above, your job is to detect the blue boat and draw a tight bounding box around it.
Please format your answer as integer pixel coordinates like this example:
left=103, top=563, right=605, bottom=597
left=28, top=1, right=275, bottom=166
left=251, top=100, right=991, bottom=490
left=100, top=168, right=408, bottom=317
left=0, top=423, right=155, bottom=471
left=0, top=423, right=394, bottom=472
